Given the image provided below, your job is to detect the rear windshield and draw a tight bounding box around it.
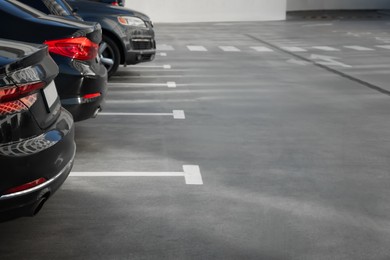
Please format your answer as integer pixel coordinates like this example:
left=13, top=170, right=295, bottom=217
left=17, top=0, right=73, bottom=16
left=42, top=0, right=72, bottom=16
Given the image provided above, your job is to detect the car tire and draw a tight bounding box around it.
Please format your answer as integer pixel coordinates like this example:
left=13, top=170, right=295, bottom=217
left=99, top=35, right=120, bottom=78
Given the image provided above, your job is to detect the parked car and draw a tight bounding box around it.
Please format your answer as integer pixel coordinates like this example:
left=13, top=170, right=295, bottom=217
left=0, top=0, right=107, bottom=121
left=85, top=0, right=125, bottom=6
left=0, top=38, right=75, bottom=222
left=22, top=0, right=156, bottom=77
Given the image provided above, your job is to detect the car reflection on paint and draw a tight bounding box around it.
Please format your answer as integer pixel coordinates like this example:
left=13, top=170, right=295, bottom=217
left=0, top=39, right=76, bottom=222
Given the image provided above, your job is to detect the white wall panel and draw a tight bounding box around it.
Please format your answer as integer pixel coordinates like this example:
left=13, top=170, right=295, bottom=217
left=125, top=0, right=286, bottom=23
left=287, top=0, right=390, bottom=11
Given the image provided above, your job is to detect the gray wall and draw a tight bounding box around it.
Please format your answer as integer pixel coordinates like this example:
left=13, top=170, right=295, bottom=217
left=288, top=0, right=390, bottom=11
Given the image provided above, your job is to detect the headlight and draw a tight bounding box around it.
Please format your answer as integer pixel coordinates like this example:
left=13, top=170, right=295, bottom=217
left=117, top=16, right=146, bottom=27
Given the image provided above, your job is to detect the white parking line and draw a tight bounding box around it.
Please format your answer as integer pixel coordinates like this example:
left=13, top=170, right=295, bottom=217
left=187, top=45, right=208, bottom=51
left=251, top=46, right=274, bottom=52
left=158, top=52, right=167, bottom=56
left=376, top=45, right=390, bottom=50
left=312, top=46, right=340, bottom=51
left=219, top=46, right=241, bottom=52
left=157, top=44, right=174, bottom=51
left=70, top=165, right=203, bottom=185
left=127, top=64, right=172, bottom=69
left=167, top=81, right=177, bottom=88
left=172, top=110, right=186, bottom=119
left=281, top=47, right=307, bottom=52
left=108, top=82, right=177, bottom=88
left=99, top=110, right=186, bottom=119
left=344, top=46, right=374, bottom=51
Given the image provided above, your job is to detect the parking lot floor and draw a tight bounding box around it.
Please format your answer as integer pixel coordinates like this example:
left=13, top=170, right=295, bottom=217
left=1, top=14, right=390, bottom=260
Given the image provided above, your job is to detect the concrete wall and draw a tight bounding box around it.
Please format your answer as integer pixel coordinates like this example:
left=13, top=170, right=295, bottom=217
left=287, top=0, right=390, bottom=11
left=125, top=0, right=286, bottom=23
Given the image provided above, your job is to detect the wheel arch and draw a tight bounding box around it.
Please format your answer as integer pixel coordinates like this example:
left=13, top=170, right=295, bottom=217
left=102, top=29, right=126, bottom=65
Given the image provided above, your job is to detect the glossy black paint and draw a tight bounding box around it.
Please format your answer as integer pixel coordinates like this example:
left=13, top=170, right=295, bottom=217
left=0, top=0, right=107, bottom=121
left=84, top=0, right=125, bottom=6
left=0, top=39, right=75, bottom=222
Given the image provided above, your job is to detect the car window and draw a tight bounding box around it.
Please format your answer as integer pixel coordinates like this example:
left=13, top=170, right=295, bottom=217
left=17, top=0, right=72, bottom=16
left=42, top=0, right=72, bottom=16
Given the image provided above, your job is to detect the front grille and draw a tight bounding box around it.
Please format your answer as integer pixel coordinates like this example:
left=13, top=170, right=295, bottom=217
left=132, top=39, right=154, bottom=50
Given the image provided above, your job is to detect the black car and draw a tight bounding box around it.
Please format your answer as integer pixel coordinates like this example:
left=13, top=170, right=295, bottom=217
left=70, top=0, right=156, bottom=77
left=0, top=39, right=75, bottom=222
left=23, top=0, right=156, bottom=77
left=0, top=0, right=107, bottom=121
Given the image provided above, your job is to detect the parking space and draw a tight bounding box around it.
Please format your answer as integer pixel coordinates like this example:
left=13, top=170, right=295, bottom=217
left=2, top=15, right=390, bottom=260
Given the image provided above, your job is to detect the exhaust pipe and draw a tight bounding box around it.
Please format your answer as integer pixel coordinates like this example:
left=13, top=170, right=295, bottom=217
left=32, top=192, right=50, bottom=216
left=92, top=107, right=102, bottom=118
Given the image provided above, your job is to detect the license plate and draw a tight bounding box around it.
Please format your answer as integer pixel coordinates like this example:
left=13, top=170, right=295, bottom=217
left=43, top=81, right=58, bottom=111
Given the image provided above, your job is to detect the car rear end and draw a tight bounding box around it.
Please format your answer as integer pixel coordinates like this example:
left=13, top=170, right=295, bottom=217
left=0, top=0, right=107, bottom=122
left=44, top=23, right=108, bottom=121
left=0, top=39, right=75, bottom=222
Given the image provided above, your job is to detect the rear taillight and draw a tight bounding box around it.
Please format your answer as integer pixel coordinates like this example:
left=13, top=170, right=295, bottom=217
left=0, top=82, right=45, bottom=116
left=111, top=2, right=119, bottom=6
left=83, top=93, right=101, bottom=100
left=44, top=37, right=98, bottom=61
left=0, top=82, right=44, bottom=103
left=5, top=178, right=47, bottom=195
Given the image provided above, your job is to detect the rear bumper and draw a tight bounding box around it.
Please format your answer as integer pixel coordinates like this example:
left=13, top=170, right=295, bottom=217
left=0, top=150, right=75, bottom=222
left=0, top=109, right=76, bottom=222
left=62, top=92, right=105, bottom=122
left=59, top=63, right=108, bottom=122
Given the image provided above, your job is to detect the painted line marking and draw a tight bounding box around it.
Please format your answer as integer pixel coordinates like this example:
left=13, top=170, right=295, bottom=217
left=219, top=46, right=241, bottom=52
left=287, top=59, right=310, bottom=66
left=187, top=45, right=208, bottom=51
left=376, top=45, right=390, bottom=50
left=125, top=64, right=171, bottom=69
left=172, top=110, right=186, bottom=119
left=70, top=165, right=203, bottom=185
left=99, top=110, right=185, bottom=119
left=158, top=52, right=167, bottom=56
left=310, top=54, right=351, bottom=68
left=281, top=47, right=307, bottom=52
left=108, top=82, right=176, bottom=88
left=251, top=46, right=274, bottom=52
left=303, top=23, right=333, bottom=27
left=350, top=64, right=390, bottom=69
left=312, top=46, right=340, bottom=51
left=344, top=46, right=374, bottom=51
left=157, top=44, right=174, bottom=51
left=167, top=81, right=177, bottom=88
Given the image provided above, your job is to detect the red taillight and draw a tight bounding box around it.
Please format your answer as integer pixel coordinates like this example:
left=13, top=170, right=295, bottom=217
left=0, top=79, right=44, bottom=115
left=44, top=37, right=98, bottom=61
left=5, top=178, right=47, bottom=194
left=83, top=93, right=101, bottom=100
left=111, top=2, right=119, bottom=6
left=0, top=82, right=45, bottom=103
